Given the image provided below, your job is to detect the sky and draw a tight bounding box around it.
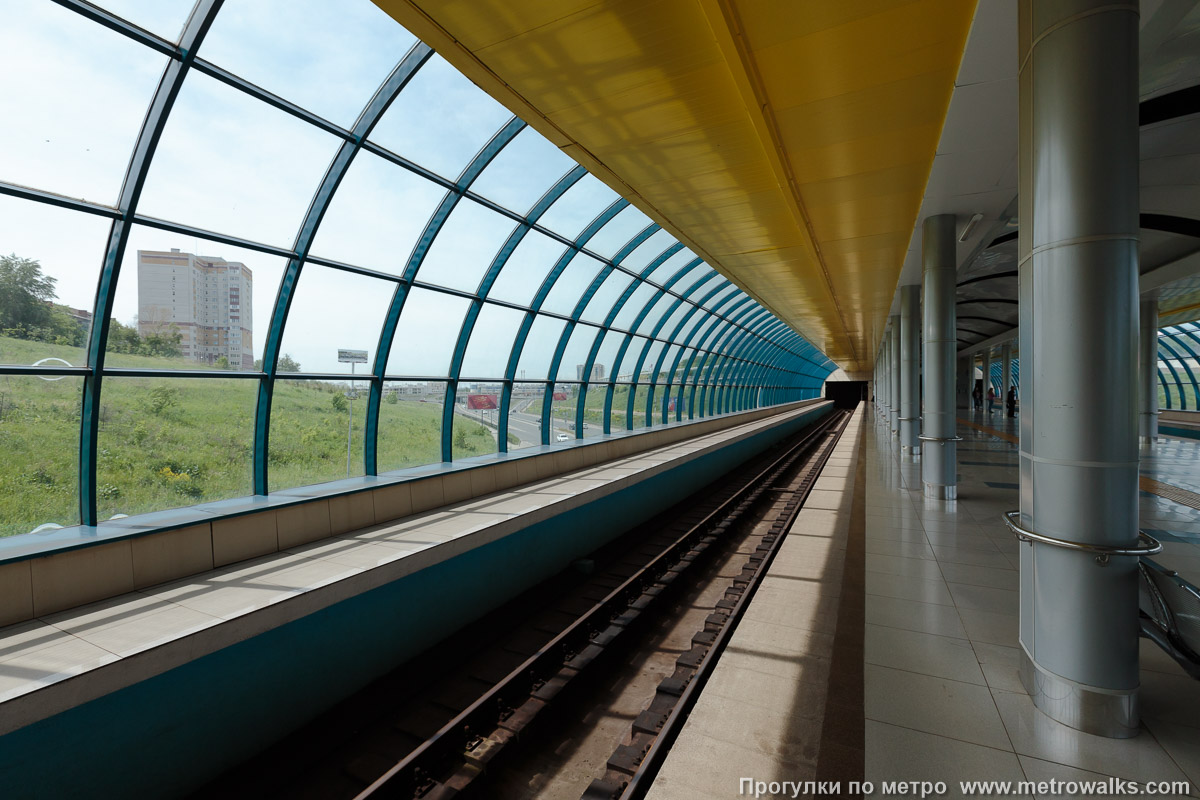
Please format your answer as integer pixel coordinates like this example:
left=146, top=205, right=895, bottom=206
left=0, top=0, right=826, bottom=379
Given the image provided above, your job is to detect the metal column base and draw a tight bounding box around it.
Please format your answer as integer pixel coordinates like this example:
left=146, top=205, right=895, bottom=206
left=1139, top=436, right=1157, bottom=446
left=1019, top=649, right=1139, bottom=738
left=922, top=483, right=956, bottom=500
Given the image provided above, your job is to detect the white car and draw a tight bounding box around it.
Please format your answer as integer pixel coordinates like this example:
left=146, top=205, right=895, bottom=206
left=556, top=433, right=571, bottom=442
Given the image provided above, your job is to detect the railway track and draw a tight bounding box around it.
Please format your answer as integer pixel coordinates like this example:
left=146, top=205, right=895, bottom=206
left=194, top=407, right=851, bottom=800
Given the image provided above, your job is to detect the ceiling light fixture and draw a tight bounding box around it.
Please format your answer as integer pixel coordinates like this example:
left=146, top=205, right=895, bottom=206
left=958, top=212, right=984, bottom=243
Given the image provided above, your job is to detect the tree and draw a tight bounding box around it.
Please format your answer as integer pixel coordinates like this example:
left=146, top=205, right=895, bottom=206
left=0, top=254, right=57, bottom=332
left=215, top=355, right=230, bottom=370
left=107, top=320, right=143, bottom=354
left=278, top=353, right=301, bottom=372
left=140, top=328, right=182, bottom=358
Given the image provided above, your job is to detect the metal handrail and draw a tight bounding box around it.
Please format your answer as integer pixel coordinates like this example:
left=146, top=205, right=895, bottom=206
left=1003, top=510, right=1162, bottom=565
left=918, top=434, right=964, bottom=443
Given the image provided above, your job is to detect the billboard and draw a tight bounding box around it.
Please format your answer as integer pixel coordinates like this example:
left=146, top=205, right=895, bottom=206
left=466, top=394, right=498, bottom=410
left=337, top=349, right=368, bottom=363
left=552, top=392, right=568, bottom=401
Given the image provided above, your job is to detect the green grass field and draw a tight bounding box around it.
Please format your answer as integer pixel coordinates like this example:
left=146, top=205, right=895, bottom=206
left=0, top=335, right=494, bottom=537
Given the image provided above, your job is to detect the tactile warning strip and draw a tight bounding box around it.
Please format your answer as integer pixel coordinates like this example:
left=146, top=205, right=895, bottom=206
left=1139, top=477, right=1200, bottom=512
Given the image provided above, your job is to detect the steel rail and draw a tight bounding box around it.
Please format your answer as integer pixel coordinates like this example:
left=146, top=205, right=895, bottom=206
left=354, top=405, right=844, bottom=799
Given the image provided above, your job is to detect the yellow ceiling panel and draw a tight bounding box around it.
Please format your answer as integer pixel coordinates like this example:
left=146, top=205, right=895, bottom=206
left=372, top=0, right=975, bottom=375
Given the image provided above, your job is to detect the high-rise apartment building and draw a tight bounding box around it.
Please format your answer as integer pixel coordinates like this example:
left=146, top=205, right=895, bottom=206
left=575, top=363, right=606, bottom=381
left=137, top=249, right=253, bottom=369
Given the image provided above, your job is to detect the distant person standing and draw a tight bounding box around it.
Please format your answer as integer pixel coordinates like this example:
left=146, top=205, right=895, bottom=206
left=987, top=386, right=996, bottom=413
left=972, top=384, right=983, bottom=410
left=1006, top=386, right=1017, bottom=417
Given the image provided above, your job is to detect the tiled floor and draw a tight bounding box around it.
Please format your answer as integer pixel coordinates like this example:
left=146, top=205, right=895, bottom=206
left=865, top=406, right=1200, bottom=798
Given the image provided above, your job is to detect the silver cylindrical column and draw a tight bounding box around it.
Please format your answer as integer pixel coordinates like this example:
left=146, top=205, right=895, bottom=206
left=1002, top=342, right=1013, bottom=418
left=883, top=329, right=893, bottom=422
left=900, top=285, right=921, bottom=454
left=922, top=214, right=957, bottom=499
left=889, top=317, right=901, bottom=437
left=1140, top=297, right=1159, bottom=444
left=1017, top=0, right=1141, bottom=737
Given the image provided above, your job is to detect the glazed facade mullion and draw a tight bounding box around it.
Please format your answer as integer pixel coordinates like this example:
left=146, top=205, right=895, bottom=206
left=544, top=223, right=661, bottom=440
left=687, top=299, right=759, bottom=419
left=670, top=294, right=753, bottom=422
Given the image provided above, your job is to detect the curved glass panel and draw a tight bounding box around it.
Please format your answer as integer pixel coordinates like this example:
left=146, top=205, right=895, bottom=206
left=99, top=376, right=256, bottom=517
left=106, top=225, right=288, bottom=369
left=508, top=383, right=544, bottom=450
left=451, top=385, right=501, bottom=459
left=0, top=1, right=164, bottom=204
left=487, top=230, right=567, bottom=307
left=269, top=377, right=370, bottom=490
left=309, top=150, right=445, bottom=275
left=645, top=248, right=697, bottom=286
left=385, top=288, right=471, bottom=377
left=0, top=196, right=109, bottom=367
left=515, top=315, right=566, bottom=381
left=416, top=199, right=517, bottom=293
left=557, top=324, right=602, bottom=380
left=586, top=206, right=653, bottom=260
left=635, top=293, right=676, bottom=336
left=702, top=284, right=740, bottom=310
left=378, top=380, right=444, bottom=471
left=667, top=263, right=713, bottom=295
left=200, top=0, right=415, bottom=128
left=537, top=174, right=620, bottom=240
left=370, top=54, right=513, bottom=181
left=470, top=126, right=576, bottom=215
left=619, top=336, right=652, bottom=381
left=279, top=265, right=393, bottom=376
left=593, top=330, right=626, bottom=380
left=139, top=70, right=342, bottom=246
left=94, top=1, right=194, bottom=41
left=639, top=341, right=666, bottom=383
left=620, top=231, right=677, bottom=274
left=461, top=303, right=525, bottom=379
left=579, top=270, right=634, bottom=325
left=542, top=252, right=606, bottom=316
left=611, top=283, right=659, bottom=331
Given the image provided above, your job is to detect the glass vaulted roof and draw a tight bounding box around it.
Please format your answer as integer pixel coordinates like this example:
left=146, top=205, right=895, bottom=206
left=0, top=0, right=835, bottom=538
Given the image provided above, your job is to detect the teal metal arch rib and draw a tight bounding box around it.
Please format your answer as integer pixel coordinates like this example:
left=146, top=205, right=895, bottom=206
left=664, top=289, right=745, bottom=421
left=439, top=166, right=586, bottom=456
left=255, top=42, right=435, bottom=493
left=696, top=303, right=766, bottom=417
left=81, top=0, right=225, bottom=524
left=366, top=116, right=526, bottom=469
left=497, top=200, right=628, bottom=444
left=543, top=223, right=661, bottom=440
left=605, top=275, right=725, bottom=431
left=619, top=266, right=715, bottom=428
left=703, top=308, right=772, bottom=416
left=683, top=296, right=756, bottom=419
left=573, top=247, right=698, bottom=436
